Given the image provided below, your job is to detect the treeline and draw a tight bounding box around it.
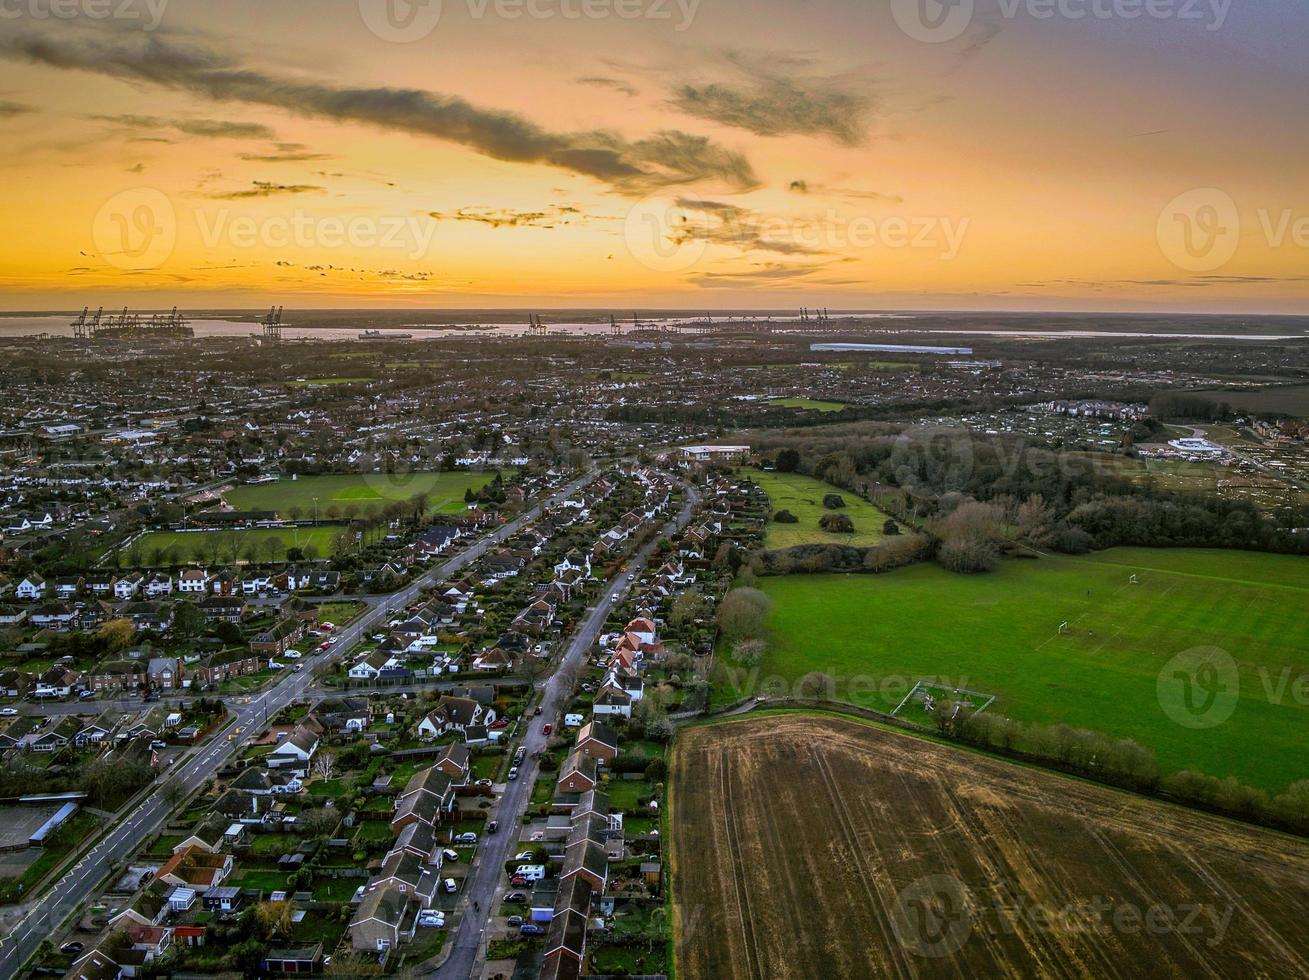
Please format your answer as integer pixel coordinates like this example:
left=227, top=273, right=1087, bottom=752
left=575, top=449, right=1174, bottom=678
left=751, top=424, right=1308, bottom=561
left=931, top=704, right=1309, bottom=838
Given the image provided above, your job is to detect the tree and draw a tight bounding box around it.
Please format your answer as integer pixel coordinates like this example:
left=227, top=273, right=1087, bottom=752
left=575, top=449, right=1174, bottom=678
left=96, top=618, right=135, bottom=653
left=776, top=448, right=800, bottom=472
left=253, top=900, right=294, bottom=940
left=773, top=509, right=798, bottom=523
left=822, top=493, right=846, bottom=510
left=312, top=750, right=337, bottom=782
left=819, top=513, right=854, bottom=533
left=172, top=600, right=205, bottom=639
left=717, top=588, right=772, bottom=643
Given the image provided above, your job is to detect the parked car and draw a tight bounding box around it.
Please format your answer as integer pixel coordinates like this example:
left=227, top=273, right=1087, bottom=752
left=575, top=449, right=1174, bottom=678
left=507, top=767, right=519, bottom=781
left=506, top=915, right=524, bottom=928
left=60, top=942, right=84, bottom=955
left=443, top=878, right=457, bottom=894
left=510, top=875, right=530, bottom=887
left=503, top=892, right=526, bottom=904
left=542, top=723, right=552, bottom=735
left=418, top=910, right=445, bottom=928
left=442, top=848, right=459, bottom=862
left=487, top=820, right=499, bottom=834
left=454, top=832, right=478, bottom=844
left=0, top=708, right=17, bottom=716
left=520, top=924, right=546, bottom=937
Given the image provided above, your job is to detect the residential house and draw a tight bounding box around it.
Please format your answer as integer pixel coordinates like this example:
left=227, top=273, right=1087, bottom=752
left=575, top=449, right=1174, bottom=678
left=349, top=886, right=412, bottom=954
left=575, top=721, right=619, bottom=764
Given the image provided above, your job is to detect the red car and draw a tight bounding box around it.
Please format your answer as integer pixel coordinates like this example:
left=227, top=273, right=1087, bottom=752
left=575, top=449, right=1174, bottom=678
left=542, top=723, right=552, bottom=736
left=510, top=875, right=530, bottom=887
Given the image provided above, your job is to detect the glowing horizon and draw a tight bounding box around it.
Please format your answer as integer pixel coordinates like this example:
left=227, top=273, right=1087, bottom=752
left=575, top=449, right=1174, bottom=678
left=1, top=0, right=1306, bottom=314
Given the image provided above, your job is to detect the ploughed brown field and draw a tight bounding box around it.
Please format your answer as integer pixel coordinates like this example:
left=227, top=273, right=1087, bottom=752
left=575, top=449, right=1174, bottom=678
left=668, top=714, right=1309, bottom=980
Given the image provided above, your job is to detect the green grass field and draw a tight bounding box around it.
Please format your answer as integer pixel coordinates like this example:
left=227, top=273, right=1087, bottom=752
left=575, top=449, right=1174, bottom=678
left=715, top=548, right=1309, bottom=792
left=753, top=469, right=889, bottom=550
left=225, top=471, right=504, bottom=518
left=769, top=398, right=849, bottom=413
left=125, top=526, right=340, bottom=566
left=287, top=377, right=372, bottom=387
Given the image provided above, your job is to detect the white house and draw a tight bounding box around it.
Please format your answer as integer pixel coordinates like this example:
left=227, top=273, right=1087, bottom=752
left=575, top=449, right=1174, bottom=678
left=177, top=570, right=209, bottom=594
left=146, top=574, right=174, bottom=597
left=269, top=726, right=319, bottom=766
left=114, top=574, right=143, bottom=600
left=16, top=576, right=46, bottom=601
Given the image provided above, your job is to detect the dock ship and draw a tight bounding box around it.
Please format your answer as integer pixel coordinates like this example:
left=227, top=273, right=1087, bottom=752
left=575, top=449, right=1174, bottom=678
left=72, top=307, right=194, bottom=340
left=359, top=330, right=414, bottom=340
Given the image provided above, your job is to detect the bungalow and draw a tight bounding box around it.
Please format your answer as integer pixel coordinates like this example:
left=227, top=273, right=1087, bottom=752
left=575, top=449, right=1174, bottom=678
left=0, top=606, right=29, bottom=628
left=416, top=696, right=495, bottom=740
left=414, top=525, right=461, bottom=557
left=575, top=721, right=619, bottom=764
left=269, top=725, right=320, bottom=766
left=386, top=822, right=442, bottom=866
left=350, top=886, right=413, bottom=953
left=432, top=742, right=471, bottom=782
left=28, top=716, right=78, bottom=752
left=174, top=813, right=231, bottom=854
left=591, top=685, right=633, bottom=720
left=76, top=710, right=119, bottom=747
left=470, top=646, right=514, bottom=672
left=390, top=767, right=456, bottom=833
left=313, top=696, right=371, bottom=734
left=158, top=845, right=233, bottom=893
left=348, top=648, right=396, bottom=681
left=370, top=850, right=442, bottom=904
left=559, top=840, right=609, bottom=894
left=557, top=751, right=598, bottom=794
left=29, top=603, right=76, bottom=631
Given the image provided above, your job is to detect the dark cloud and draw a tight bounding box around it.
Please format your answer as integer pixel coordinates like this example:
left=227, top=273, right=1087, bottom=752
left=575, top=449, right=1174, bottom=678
left=0, top=100, right=34, bottom=117
left=672, top=197, right=830, bottom=257
left=207, top=180, right=324, bottom=199
left=687, top=260, right=858, bottom=289
left=670, top=67, right=870, bottom=145
left=577, top=76, right=639, bottom=97
left=428, top=205, right=585, bottom=229
left=4, top=31, right=757, bottom=195
left=1022, top=275, right=1309, bottom=290
left=88, top=113, right=276, bottom=139
left=788, top=179, right=901, bottom=203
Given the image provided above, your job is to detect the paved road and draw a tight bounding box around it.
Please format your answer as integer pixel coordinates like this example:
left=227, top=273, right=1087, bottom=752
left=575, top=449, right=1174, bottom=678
left=0, top=471, right=599, bottom=978
left=433, top=482, right=700, bottom=980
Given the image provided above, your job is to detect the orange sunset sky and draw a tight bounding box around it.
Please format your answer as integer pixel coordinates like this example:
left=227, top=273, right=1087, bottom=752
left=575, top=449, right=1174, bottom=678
left=0, top=0, right=1306, bottom=312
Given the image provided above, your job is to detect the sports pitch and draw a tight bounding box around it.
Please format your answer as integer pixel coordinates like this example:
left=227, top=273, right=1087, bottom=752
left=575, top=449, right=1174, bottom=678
left=752, top=469, right=890, bottom=550
left=124, top=526, right=341, bottom=566
left=714, top=548, right=1309, bottom=791
left=224, top=471, right=503, bottom=518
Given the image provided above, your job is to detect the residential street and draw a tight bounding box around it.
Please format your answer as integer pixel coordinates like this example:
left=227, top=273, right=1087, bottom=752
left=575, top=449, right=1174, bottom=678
left=0, top=471, right=598, bottom=979
left=432, top=482, right=700, bottom=979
